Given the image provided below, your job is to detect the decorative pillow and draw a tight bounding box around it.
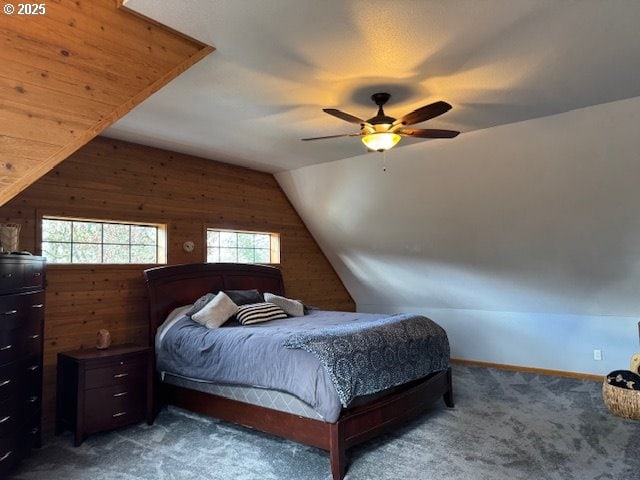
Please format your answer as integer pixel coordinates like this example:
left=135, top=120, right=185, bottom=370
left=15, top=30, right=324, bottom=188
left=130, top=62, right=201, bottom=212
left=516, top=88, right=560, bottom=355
left=191, top=292, right=239, bottom=329
left=223, top=289, right=264, bottom=306
left=606, top=370, right=640, bottom=390
left=236, top=302, right=287, bottom=325
left=264, top=292, right=304, bottom=317
left=185, top=293, right=216, bottom=317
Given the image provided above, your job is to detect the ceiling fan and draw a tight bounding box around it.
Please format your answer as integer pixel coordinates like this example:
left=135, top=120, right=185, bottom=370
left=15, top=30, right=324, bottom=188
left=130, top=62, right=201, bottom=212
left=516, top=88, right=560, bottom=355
left=302, top=92, right=459, bottom=152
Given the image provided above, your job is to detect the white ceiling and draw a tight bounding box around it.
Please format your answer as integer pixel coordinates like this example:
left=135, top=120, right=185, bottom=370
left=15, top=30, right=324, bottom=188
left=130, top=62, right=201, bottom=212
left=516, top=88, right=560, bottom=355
left=106, top=0, right=640, bottom=173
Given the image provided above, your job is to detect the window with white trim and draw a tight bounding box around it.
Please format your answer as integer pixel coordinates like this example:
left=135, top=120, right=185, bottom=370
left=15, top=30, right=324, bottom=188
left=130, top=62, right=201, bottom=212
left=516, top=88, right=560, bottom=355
left=41, top=217, right=166, bottom=264
left=206, top=229, right=280, bottom=264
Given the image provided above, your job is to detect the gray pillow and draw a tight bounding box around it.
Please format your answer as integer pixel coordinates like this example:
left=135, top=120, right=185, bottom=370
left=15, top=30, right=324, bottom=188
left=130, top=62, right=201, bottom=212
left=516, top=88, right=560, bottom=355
left=264, top=292, right=304, bottom=317
left=185, top=293, right=216, bottom=317
left=223, top=289, right=264, bottom=306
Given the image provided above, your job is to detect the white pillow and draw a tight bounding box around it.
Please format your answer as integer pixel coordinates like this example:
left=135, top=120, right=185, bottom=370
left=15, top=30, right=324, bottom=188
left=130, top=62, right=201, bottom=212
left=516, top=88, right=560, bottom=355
left=263, top=292, right=304, bottom=317
left=191, top=292, right=239, bottom=329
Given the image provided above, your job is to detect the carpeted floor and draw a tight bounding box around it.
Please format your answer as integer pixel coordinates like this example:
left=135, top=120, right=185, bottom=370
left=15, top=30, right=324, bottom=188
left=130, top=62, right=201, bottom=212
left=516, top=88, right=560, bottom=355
left=10, top=365, right=640, bottom=480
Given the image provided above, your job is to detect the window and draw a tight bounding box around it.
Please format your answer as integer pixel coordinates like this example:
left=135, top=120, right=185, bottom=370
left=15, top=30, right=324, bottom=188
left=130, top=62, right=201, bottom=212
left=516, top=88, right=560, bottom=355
left=206, top=229, right=280, bottom=264
left=41, top=217, right=166, bottom=264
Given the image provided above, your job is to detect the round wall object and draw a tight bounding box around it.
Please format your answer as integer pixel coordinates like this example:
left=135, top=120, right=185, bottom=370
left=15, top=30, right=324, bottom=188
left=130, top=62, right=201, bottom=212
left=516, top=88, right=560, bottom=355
left=182, top=240, right=195, bottom=253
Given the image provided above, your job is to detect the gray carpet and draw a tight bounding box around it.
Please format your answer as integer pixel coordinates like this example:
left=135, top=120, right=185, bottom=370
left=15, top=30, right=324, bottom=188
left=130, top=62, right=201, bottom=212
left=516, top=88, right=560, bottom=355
left=10, top=365, right=640, bottom=480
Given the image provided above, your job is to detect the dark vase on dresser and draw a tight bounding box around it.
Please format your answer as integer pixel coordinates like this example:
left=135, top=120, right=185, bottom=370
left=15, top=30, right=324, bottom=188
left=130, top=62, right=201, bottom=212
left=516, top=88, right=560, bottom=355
left=0, top=255, right=45, bottom=478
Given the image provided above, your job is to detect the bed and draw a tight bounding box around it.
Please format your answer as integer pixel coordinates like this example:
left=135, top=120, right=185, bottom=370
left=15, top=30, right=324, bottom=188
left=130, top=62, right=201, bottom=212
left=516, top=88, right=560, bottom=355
left=144, top=263, right=454, bottom=480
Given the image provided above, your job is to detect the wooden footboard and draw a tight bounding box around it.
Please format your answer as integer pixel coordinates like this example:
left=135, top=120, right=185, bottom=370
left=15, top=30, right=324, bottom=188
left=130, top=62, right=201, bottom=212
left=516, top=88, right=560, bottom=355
left=160, top=367, right=453, bottom=480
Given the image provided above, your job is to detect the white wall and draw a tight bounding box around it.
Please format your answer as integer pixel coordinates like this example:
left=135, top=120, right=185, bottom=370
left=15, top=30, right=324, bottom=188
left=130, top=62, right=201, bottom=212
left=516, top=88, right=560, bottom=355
left=276, top=96, right=640, bottom=376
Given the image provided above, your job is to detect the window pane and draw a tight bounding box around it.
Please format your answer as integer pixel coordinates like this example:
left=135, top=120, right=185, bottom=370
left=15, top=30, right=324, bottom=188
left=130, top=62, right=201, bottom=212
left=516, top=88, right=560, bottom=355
left=42, top=220, right=71, bottom=242
left=131, top=245, right=156, bottom=263
left=103, top=245, right=130, bottom=264
left=207, top=231, right=220, bottom=247
left=103, top=223, right=130, bottom=244
left=42, top=242, right=71, bottom=263
left=238, top=248, right=255, bottom=263
left=220, top=232, right=237, bottom=248
left=73, top=243, right=101, bottom=263
left=131, top=225, right=156, bottom=245
left=207, top=247, right=220, bottom=262
left=72, top=222, right=101, bottom=243
left=219, top=247, right=237, bottom=262
left=254, top=234, right=270, bottom=249
left=254, top=249, right=270, bottom=263
left=237, top=233, right=254, bottom=249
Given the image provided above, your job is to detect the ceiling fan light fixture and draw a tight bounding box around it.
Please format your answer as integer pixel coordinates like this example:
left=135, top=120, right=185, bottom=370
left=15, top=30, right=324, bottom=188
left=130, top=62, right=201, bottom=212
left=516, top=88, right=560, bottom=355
left=361, top=132, right=401, bottom=152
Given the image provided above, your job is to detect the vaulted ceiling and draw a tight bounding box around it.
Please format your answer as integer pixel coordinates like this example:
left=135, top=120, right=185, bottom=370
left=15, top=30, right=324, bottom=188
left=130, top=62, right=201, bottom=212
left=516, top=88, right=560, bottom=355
left=108, top=0, right=640, bottom=172
left=0, top=0, right=212, bottom=206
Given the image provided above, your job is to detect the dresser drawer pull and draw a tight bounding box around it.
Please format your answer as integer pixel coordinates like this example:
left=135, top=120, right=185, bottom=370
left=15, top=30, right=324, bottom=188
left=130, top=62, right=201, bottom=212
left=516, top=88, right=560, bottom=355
left=30, top=427, right=39, bottom=435
left=0, top=344, right=12, bottom=351
left=1, top=310, right=17, bottom=316
left=112, top=411, right=127, bottom=418
left=113, top=373, right=129, bottom=378
left=0, top=380, right=10, bottom=387
left=28, top=334, right=40, bottom=340
left=33, top=272, right=41, bottom=277
left=113, top=391, right=128, bottom=397
left=0, top=451, right=12, bottom=463
left=31, top=304, right=44, bottom=309
left=0, top=416, right=10, bottom=424
left=28, top=395, right=38, bottom=403
left=27, top=364, right=39, bottom=372
left=2, top=273, right=13, bottom=279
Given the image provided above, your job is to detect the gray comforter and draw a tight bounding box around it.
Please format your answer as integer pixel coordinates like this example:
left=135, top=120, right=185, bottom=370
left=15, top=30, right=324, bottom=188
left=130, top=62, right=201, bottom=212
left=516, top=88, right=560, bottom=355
left=157, top=310, right=449, bottom=423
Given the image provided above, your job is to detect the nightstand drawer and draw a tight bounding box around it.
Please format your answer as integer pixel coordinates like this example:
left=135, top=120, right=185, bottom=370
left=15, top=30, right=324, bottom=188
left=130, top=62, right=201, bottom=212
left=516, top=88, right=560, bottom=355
left=85, top=384, right=145, bottom=432
left=84, top=358, right=147, bottom=390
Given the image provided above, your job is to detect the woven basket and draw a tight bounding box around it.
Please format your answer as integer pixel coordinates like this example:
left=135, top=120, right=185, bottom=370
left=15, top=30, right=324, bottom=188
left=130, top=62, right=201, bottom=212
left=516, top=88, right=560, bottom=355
left=0, top=223, right=20, bottom=253
left=602, top=380, right=640, bottom=420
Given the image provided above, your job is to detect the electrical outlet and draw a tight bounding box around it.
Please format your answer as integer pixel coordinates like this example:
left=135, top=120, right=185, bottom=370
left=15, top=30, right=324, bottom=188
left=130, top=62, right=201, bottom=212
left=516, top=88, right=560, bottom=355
left=593, top=349, right=602, bottom=361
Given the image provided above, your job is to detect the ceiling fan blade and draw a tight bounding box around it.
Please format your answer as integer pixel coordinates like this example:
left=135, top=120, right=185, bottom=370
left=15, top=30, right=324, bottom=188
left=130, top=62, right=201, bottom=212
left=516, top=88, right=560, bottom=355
left=395, top=101, right=452, bottom=126
left=401, top=128, right=460, bottom=138
left=323, top=108, right=366, bottom=125
left=301, top=133, right=361, bottom=141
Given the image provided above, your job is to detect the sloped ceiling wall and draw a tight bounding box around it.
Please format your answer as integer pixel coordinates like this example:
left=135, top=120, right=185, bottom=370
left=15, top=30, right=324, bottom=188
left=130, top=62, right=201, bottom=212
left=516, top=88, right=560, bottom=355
left=277, top=96, right=640, bottom=375
left=0, top=0, right=212, bottom=206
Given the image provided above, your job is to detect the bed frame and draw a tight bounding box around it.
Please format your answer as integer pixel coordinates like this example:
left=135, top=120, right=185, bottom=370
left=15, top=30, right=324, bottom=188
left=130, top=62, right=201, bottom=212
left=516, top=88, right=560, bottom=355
left=144, top=263, right=454, bottom=480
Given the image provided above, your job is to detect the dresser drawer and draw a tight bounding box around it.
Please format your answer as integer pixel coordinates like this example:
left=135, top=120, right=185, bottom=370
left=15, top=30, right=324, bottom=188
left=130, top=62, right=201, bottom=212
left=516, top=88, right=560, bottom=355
left=0, top=291, right=44, bottom=332
left=84, top=355, right=148, bottom=390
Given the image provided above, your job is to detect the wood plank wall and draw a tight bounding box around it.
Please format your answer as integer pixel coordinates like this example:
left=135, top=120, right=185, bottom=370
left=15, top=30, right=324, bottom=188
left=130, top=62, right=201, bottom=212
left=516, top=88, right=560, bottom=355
left=0, top=136, right=355, bottom=433
left=0, top=0, right=213, bottom=205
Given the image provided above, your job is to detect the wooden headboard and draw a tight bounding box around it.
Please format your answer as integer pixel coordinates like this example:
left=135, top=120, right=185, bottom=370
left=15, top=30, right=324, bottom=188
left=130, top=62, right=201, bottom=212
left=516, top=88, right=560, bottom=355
left=143, top=263, right=285, bottom=345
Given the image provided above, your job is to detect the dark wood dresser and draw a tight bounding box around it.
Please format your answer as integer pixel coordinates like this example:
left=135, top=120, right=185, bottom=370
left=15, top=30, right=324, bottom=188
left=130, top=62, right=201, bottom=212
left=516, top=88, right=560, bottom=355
left=56, top=344, right=153, bottom=446
left=0, top=254, right=46, bottom=477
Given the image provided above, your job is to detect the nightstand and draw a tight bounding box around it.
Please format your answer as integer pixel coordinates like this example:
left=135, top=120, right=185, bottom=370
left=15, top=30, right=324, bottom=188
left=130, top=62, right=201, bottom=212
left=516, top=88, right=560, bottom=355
left=55, top=344, right=153, bottom=446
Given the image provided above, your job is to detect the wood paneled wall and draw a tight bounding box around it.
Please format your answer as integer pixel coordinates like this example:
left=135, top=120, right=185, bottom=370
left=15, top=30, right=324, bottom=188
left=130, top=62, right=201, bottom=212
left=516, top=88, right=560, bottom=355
left=0, top=0, right=213, bottom=205
left=0, top=136, right=354, bottom=433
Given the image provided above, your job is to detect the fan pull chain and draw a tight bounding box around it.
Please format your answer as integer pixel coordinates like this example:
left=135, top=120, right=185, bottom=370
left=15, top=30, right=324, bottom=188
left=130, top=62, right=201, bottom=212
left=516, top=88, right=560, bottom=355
left=382, top=151, right=387, bottom=172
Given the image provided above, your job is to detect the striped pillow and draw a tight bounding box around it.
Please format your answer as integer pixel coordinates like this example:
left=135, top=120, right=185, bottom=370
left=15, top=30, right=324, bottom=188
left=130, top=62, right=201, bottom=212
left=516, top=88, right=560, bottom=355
left=236, top=302, right=287, bottom=325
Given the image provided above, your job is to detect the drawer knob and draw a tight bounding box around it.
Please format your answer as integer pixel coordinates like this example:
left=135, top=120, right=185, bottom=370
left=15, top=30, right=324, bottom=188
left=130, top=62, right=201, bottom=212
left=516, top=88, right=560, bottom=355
left=32, top=304, right=44, bottom=309
left=0, top=344, right=12, bottom=351
left=28, top=334, right=40, bottom=340
left=1, top=310, right=17, bottom=316
left=3, top=273, right=12, bottom=279
left=30, top=427, right=39, bottom=435
left=27, top=364, right=39, bottom=372
left=113, top=373, right=129, bottom=378
left=112, top=411, right=127, bottom=418
left=0, top=380, right=11, bottom=388
left=0, top=451, right=12, bottom=463
left=28, top=395, right=38, bottom=403
left=34, top=272, right=41, bottom=277
left=0, top=416, right=10, bottom=424
left=113, top=391, right=128, bottom=397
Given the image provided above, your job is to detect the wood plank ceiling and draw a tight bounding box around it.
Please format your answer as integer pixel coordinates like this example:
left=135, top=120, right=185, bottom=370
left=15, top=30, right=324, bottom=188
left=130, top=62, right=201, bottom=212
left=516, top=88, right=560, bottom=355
left=0, top=0, right=213, bottom=206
